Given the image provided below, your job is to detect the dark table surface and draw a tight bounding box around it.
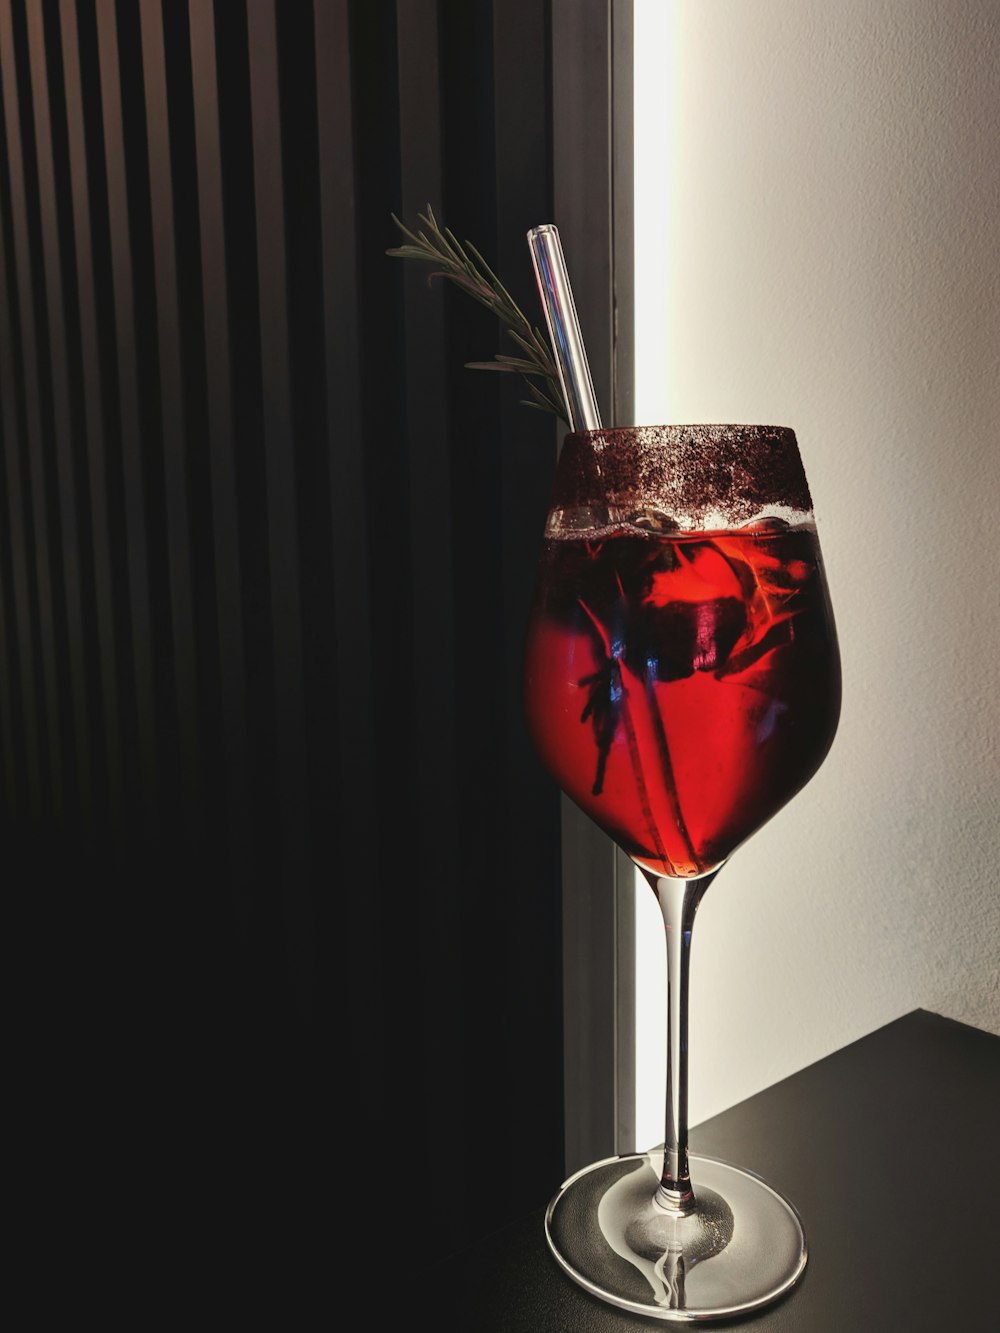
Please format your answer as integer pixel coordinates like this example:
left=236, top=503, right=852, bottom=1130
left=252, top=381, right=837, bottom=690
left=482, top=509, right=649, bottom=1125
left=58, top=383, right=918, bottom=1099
left=432, top=1009, right=1000, bottom=1332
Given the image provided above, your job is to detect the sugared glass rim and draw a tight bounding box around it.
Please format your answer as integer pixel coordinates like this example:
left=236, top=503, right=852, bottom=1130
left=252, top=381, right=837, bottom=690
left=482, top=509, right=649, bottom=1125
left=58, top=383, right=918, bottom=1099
left=550, top=423, right=815, bottom=533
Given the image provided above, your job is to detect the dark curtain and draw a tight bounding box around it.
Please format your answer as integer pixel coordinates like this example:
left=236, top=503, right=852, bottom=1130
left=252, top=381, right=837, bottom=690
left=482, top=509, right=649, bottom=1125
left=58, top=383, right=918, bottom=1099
left=1, top=0, right=564, bottom=1293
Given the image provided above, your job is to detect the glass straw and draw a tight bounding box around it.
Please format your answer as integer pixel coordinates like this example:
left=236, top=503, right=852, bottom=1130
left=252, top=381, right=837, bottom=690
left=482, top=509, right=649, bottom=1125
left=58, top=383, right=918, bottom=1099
left=527, top=225, right=603, bottom=432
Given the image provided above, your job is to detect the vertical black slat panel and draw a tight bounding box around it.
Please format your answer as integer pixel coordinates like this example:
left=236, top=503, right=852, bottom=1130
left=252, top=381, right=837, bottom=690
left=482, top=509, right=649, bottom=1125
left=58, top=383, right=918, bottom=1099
left=245, top=0, right=311, bottom=1015
left=0, top=474, right=16, bottom=818
left=138, top=0, right=201, bottom=840
left=438, top=0, right=505, bottom=1216
left=157, top=0, right=226, bottom=879
left=0, top=84, right=18, bottom=827
left=0, top=0, right=64, bottom=823
left=343, top=0, right=407, bottom=1175
left=93, top=0, right=159, bottom=838
left=43, top=2, right=112, bottom=843
left=0, top=315, right=16, bottom=816
left=188, top=0, right=251, bottom=900
left=274, top=0, right=331, bottom=1035
left=212, top=1, right=282, bottom=1030
left=492, top=0, right=566, bottom=1209
left=0, top=116, right=41, bottom=823
left=432, top=0, right=566, bottom=1248
left=24, top=1, right=94, bottom=832
left=313, top=0, right=384, bottom=1199
left=395, top=0, right=468, bottom=1248
left=58, top=0, right=124, bottom=835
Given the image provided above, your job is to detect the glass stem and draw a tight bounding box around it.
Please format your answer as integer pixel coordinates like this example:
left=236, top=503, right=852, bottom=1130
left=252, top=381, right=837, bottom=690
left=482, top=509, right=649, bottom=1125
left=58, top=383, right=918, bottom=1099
left=643, top=869, right=719, bottom=1215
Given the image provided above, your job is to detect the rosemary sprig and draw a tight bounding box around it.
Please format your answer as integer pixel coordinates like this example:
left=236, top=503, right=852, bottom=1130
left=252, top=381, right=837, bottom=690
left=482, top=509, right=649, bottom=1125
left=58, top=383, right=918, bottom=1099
left=387, top=204, right=567, bottom=423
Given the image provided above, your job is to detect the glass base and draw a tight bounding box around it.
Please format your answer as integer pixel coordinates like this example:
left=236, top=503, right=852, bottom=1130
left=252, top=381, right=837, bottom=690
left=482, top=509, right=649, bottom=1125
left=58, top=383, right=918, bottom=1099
left=545, top=1149, right=807, bottom=1322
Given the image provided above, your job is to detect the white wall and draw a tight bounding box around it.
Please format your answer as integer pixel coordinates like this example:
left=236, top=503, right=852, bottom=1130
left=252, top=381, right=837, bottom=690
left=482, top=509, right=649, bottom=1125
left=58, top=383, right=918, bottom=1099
left=633, top=0, right=1000, bottom=1146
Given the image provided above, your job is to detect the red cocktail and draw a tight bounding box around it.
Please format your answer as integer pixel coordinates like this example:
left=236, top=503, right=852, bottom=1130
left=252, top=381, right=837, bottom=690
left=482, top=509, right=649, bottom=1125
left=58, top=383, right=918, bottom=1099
left=525, top=424, right=841, bottom=1321
left=524, top=522, right=839, bottom=878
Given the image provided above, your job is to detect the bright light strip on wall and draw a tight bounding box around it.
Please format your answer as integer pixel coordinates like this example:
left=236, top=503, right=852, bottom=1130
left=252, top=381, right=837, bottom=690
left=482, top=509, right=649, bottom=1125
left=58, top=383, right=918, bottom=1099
left=633, top=0, right=674, bottom=431
left=632, top=0, right=675, bottom=1153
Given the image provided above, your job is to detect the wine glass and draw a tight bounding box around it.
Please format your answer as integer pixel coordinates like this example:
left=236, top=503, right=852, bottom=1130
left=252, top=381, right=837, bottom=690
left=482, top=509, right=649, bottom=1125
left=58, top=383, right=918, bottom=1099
left=522, top=423, right=841, bottom=1321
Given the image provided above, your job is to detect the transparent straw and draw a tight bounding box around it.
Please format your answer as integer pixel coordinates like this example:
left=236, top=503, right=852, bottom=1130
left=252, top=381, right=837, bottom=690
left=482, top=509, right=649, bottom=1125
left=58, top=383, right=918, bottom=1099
left=527, top=225, right=603, bottom=432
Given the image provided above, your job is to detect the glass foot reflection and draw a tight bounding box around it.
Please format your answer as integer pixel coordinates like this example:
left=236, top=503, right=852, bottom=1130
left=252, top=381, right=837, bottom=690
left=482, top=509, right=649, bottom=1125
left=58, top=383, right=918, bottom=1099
left=545, top=1149, right=807, bottom=1322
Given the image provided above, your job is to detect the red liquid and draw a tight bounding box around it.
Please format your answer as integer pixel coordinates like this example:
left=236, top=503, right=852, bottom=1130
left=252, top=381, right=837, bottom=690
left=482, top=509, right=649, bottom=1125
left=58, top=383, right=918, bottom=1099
left=523, top=524, right=841, bottom=878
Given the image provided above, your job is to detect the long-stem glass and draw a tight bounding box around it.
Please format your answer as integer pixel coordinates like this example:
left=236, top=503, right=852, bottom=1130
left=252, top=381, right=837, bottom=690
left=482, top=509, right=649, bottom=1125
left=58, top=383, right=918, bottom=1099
left=523, top=424, right=841, bottom=1320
